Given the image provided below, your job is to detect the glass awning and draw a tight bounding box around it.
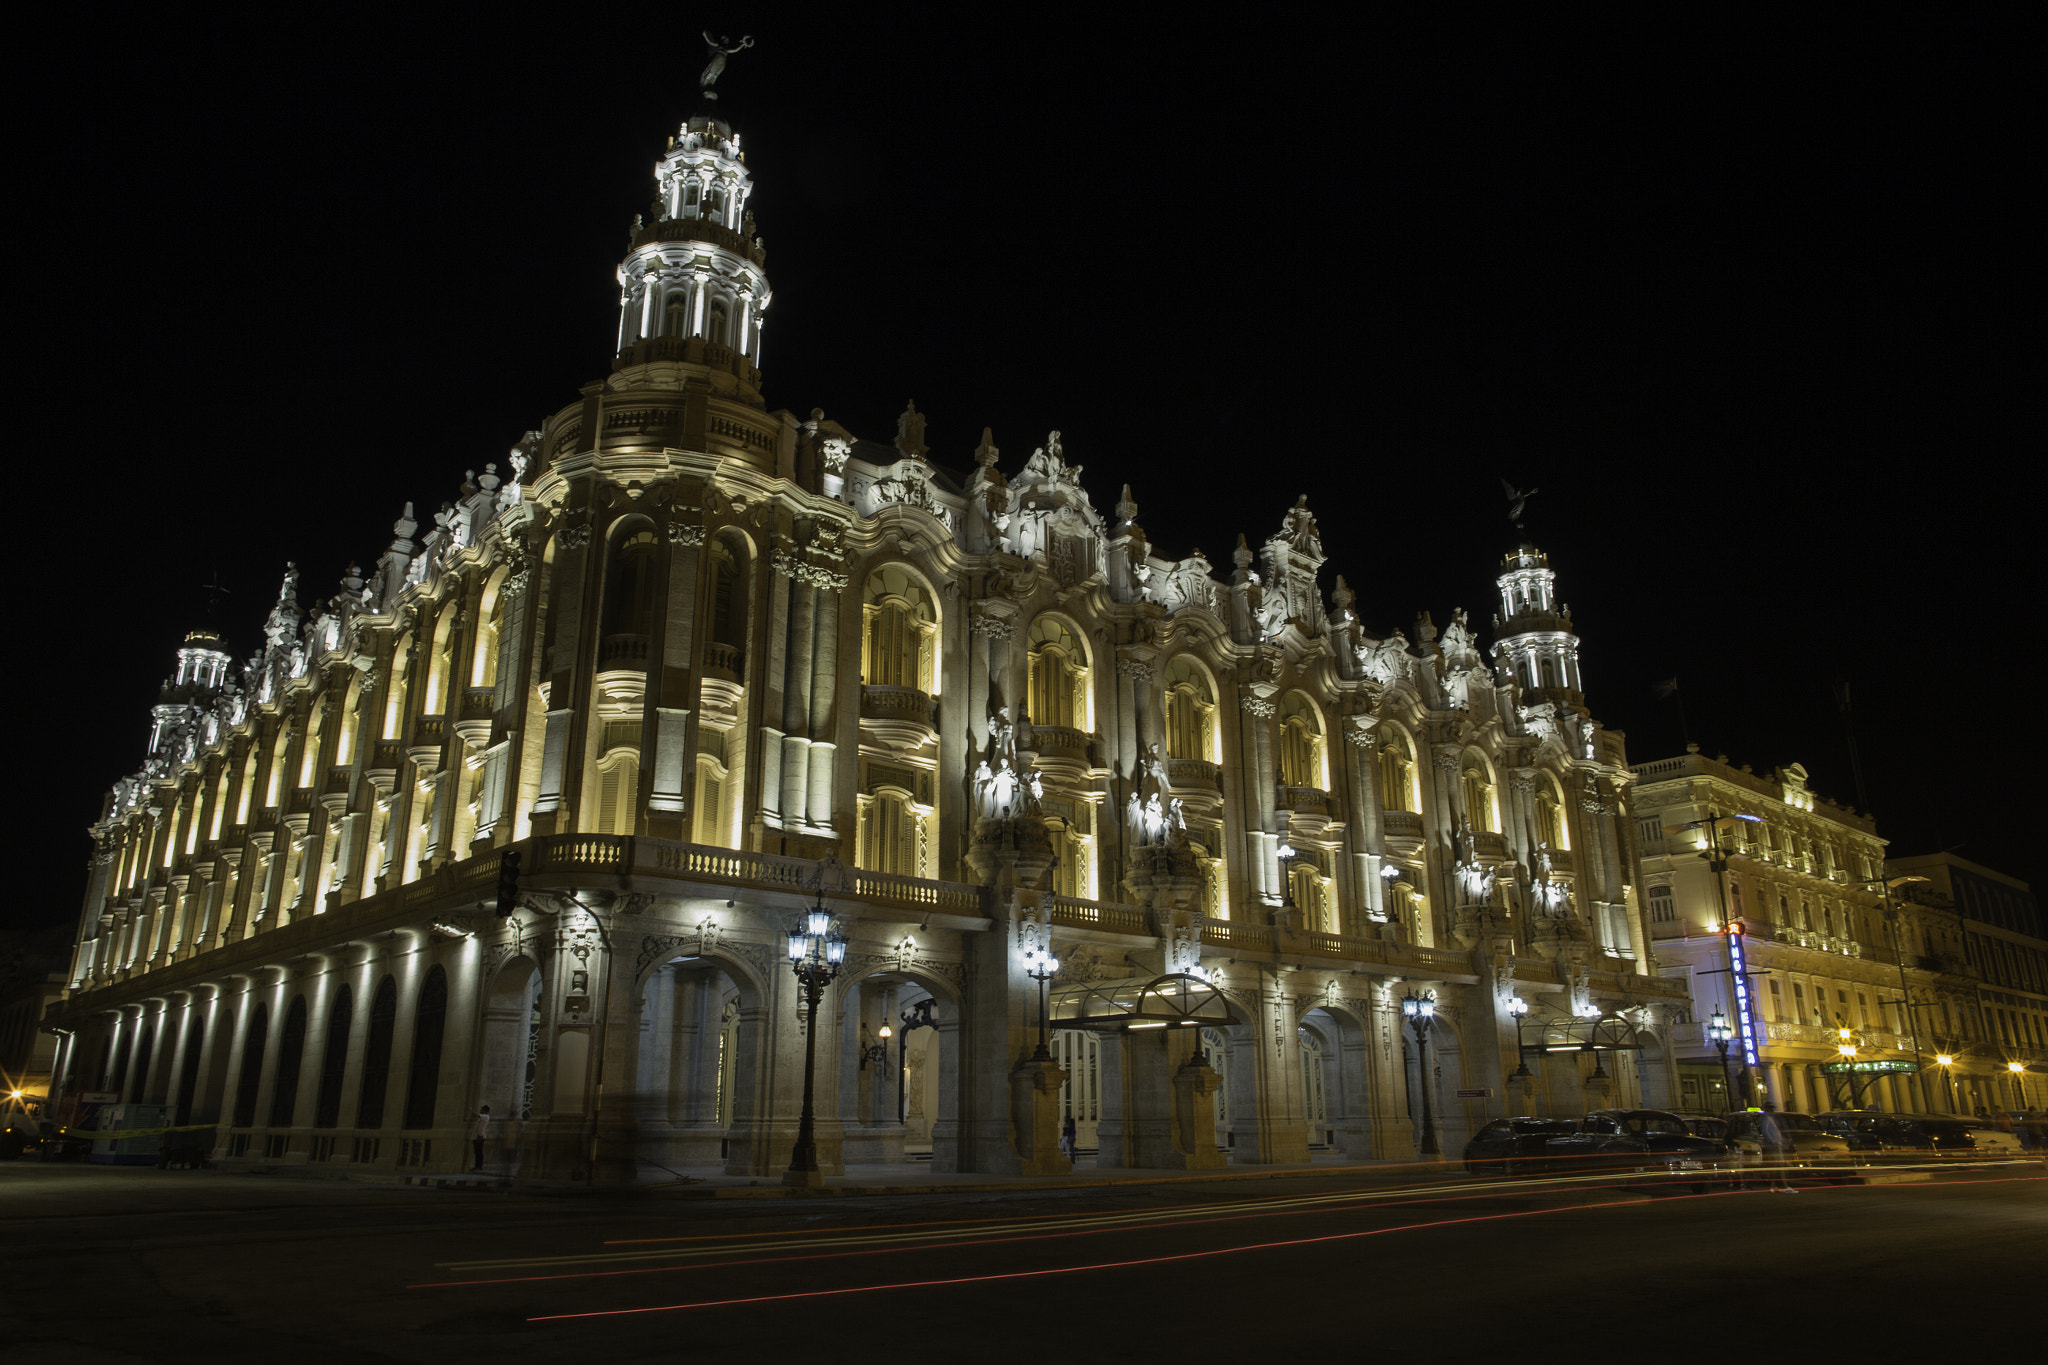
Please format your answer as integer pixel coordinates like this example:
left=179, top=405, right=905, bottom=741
left=1047, top=973, right=1235, bottom=1033
left=1525, top=1013, right=1644, bottom=1053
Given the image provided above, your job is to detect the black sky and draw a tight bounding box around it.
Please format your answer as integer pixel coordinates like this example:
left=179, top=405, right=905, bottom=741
left=15, top=10, right=2039, bottom=931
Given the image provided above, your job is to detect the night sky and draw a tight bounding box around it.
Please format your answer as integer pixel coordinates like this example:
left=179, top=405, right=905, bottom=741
left=17, top=12, right=2036, bottom=932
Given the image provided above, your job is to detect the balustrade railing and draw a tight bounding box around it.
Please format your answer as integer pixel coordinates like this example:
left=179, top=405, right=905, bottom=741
left=1382, top=810, right=1424, bottom=839
left=1167, top=758, right=1221, bottom=790
left=860, top=684, right=936, bottom=724
left=598, top=634, right=650, bottom=669
left=702, top=641, right=742, bottom=680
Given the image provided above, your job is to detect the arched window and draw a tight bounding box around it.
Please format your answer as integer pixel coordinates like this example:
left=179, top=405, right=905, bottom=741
left=334, top=676, right=362, bottom=767
left=1163, top=656, right=1216, bottom=762
left=1460, top=751, right=1498, bottom=832
left=402, top=966, right=449, bottom=1130
left=383, top=635, right=412, bottom=740
left=313, top=985, right=352, bottom=1130
left=269, top=995, right=308, bottom=1129
left=601, top=529, right=660, bottom=644
left=422, top=606, right=457, bottom=715
left=355, top=977, right=397, bottom=1130
left=663, top=291, right=690, bottom=337
left=297, top=703, right=324, bottom=789
left=595, top=753, right=640, bottom=836
left=233, top=1004, right=269, bottom=1129
left=862, top=566, right=936, bottom=692
left=1536, top=780, right=1568, bottom=850
left=861, top=791, right=919, bottom=876
left=707, top=300, right=730, bottom=347
left=1378, top=729, right=1416, bottom=813
left=1027, top=617, right=1088, bottom=731
left=708, top=536, right=748, bottom=651
left=1386, top=881, right=1419, bottom=937
left=1277, top=694, right=1325, bottom=791
left=472, top=579, right=506, bottom=689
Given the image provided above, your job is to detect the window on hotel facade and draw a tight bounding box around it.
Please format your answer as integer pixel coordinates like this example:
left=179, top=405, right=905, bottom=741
left=1162, top=656, right=1216, bottom=762
left=1277, top=694, right=1324, bottom=791
left=1378, top=731, right=1416, bottom=812
left=1460, top=751, right=1497, bottom=832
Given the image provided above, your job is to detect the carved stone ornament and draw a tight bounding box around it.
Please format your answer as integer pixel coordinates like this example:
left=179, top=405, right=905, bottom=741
left=1240, top=696, right=1276, bottom=719
left=668, top=519, right=707, bottom=547
left=557, top=510, right=593, bottom=552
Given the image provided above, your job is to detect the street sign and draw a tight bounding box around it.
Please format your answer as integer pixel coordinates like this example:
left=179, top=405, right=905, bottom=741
left=1455, top=1088, right=1494, bottom=1098
left=1819, top=1059, right=1920, bottom=1075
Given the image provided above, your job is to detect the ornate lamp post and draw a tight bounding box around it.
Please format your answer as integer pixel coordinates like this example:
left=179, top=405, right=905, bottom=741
left=1021, top=943, right=1061, bottom=1061
left=1402, top=988, right=1440, bottom=1156
left=1934, top=1052, right=1957, bottom=1113
left=1277, top=840, right=1302, bottom=922
left=1708, top=1009, right=1736, bottom=1113
left=781, top=901, right=847, bottom=1188
left=1507, top=995, right=1533, bottom=1083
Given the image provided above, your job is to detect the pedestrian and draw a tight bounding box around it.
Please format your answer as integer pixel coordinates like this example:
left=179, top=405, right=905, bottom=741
left=470, top=1105, right=491, bottom=1173
left=1994, top=1108, right=2014, bottom=1134
left=1060, top=1113, right=1076, bottom=1162
left=1758, top=1103, right=1796, bottom=1193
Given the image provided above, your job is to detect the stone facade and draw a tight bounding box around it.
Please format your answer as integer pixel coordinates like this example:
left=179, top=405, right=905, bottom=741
left=46, top=111, right=1687, bottom=1182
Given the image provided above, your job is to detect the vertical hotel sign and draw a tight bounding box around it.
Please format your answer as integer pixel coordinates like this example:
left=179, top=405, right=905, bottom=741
left=1725, top=923, right=1761, bottom=1066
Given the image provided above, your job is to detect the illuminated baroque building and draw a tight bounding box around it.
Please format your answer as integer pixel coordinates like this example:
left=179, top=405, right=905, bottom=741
left=47, top=105, right=1687, bottom=1182
left=1632, top=754, right=2046, bottom=1116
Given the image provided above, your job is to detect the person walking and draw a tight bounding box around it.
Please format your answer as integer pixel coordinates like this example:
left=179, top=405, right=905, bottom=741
left=1758, top=1103, right=1796, bottom=1193
left=470, top=1105, right=491, bottom=1173
left=1059, top=1113, right=1077, bottom=1163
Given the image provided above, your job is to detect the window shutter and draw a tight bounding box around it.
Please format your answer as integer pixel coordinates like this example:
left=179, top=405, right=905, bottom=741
left=897, top=802, right=916, bottom=877
left=598, top=766, right=620, bottom=835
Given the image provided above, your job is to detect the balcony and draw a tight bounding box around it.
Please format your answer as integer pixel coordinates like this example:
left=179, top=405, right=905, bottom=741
left=1277, top=786, right=1331, bottom=818
left=461, top=685, right=496, bottom=720
left=1167, top=758, right=1221, bottom=793
left=1025, top=724, right=1095, bottom=776
left=702, top=641, right=742, bottom=682
left=1382, top=809, right=1425, bottom=854
left=598, top=634, right=650, bottom=671
left=1470, top=830, right=1507, bottom=861
left=860, top=684, right=937, bottom=753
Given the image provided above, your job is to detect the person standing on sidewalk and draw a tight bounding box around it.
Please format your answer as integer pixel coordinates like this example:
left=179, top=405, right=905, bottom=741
left=470, top=1105, right=491, bottom=1173
left=1060, top=1113, right=1076, bottom=1162
left=1758, top=1104, right=1797, bottom=1193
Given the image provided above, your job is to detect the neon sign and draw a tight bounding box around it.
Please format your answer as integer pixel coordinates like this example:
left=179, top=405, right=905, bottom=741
left=1725, top=923, right=1761, bottom=1067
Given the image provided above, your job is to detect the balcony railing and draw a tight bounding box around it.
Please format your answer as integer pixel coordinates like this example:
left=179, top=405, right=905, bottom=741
left=702, top=641, right=741, bottom=681
left=598, top=634, right=650, bottom=670
left=1471, top=830, right=1507, bottom=859
left=1026, top=724, right=1093, bottom=764
left=860, top=684, right=936, bottom=724
left=461, top=686, right=496, bottom=720
left=1277, top=786, right=1331, bottom=817
left=1167, top=758, right=1221, bottom=791
left=1382, top=810, right=1424, bottom=839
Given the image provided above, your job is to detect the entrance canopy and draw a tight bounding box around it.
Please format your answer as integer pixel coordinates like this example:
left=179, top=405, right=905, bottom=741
left=1047, top=973, right=1234, bottom=1033
left=1526, top=1013, right=1643, bottom=1054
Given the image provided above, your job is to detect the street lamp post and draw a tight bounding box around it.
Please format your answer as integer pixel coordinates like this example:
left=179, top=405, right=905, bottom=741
left=1708, top=1009, right=1736, bottom=1113
left=1867, top=874, right=1931, bottom=1110
left=1021, top=943, right=1061, bottom=1061
left=1934, top=1053, right=1957, bottom=1113
left=1670, top=810, right=1763, bottom=1102
left=1402, top=988, right=1440, bottom=1156
left=1507, top=995, right=1532, bottom=1083
left=782, top=902, right=848, bottom=1188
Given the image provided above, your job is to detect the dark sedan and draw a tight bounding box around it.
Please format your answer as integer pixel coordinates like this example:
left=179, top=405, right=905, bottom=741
left=1817, top=1112, right=1979, bottom=1155
left=1462, top=1117, right=1581, bottom=1175
left=1535, top=1109, right=1735, bottom=1183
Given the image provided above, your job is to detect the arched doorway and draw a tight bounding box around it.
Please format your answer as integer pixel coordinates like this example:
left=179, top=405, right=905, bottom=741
left=477, top=956, right=542, bottom=1174
left=634, top=949, right=769, bottom=1176
left=835, top=967, right=963, bottom=1171
left=1299, top=1004, right=1377, bottom=1158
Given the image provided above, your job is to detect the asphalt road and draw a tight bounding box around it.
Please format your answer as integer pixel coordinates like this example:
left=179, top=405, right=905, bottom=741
left=4, top=1159, right=2041, bottom=1361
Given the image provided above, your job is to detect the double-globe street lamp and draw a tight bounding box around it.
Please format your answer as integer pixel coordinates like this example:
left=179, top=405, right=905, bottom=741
left=1021, top=942, right=1061, bottom=1061
left=1708, top=1009, right=1737, bottom=1113
left=1402, top=988, right=1440, bottom=1156
left=782, top=902, right=848, bottom=1188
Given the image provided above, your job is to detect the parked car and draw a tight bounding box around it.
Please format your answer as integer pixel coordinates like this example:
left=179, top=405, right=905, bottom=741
left=1720, top=1110, right=1858, bottom=1165
left=1817, top=1112, right=1978, bottom=1155
left=1944, top=1117, right=2027, bottom=1155
left=1463, top=1117, right=1580, bottom=1175
left=1540, top=1109, right=1735, bottom=1185
left=1668, top=1111, right=1733, bottom=1144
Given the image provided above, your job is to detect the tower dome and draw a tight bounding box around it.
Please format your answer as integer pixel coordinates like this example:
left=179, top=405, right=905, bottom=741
left=613, top=115, right=772, bottom=399
left=1492, top=544, right=1584, bottom=708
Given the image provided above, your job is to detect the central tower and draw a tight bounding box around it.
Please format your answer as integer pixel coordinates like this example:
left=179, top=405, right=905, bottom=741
left=613, top=115, right=773, bottom=405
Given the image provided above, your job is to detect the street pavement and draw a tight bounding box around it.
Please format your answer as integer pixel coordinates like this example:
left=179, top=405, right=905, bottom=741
left=3, top=1157, right=2040, bottom=1360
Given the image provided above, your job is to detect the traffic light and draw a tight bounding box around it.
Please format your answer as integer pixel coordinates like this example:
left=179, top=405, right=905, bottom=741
left=495, top=850, right=521, bottom=917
